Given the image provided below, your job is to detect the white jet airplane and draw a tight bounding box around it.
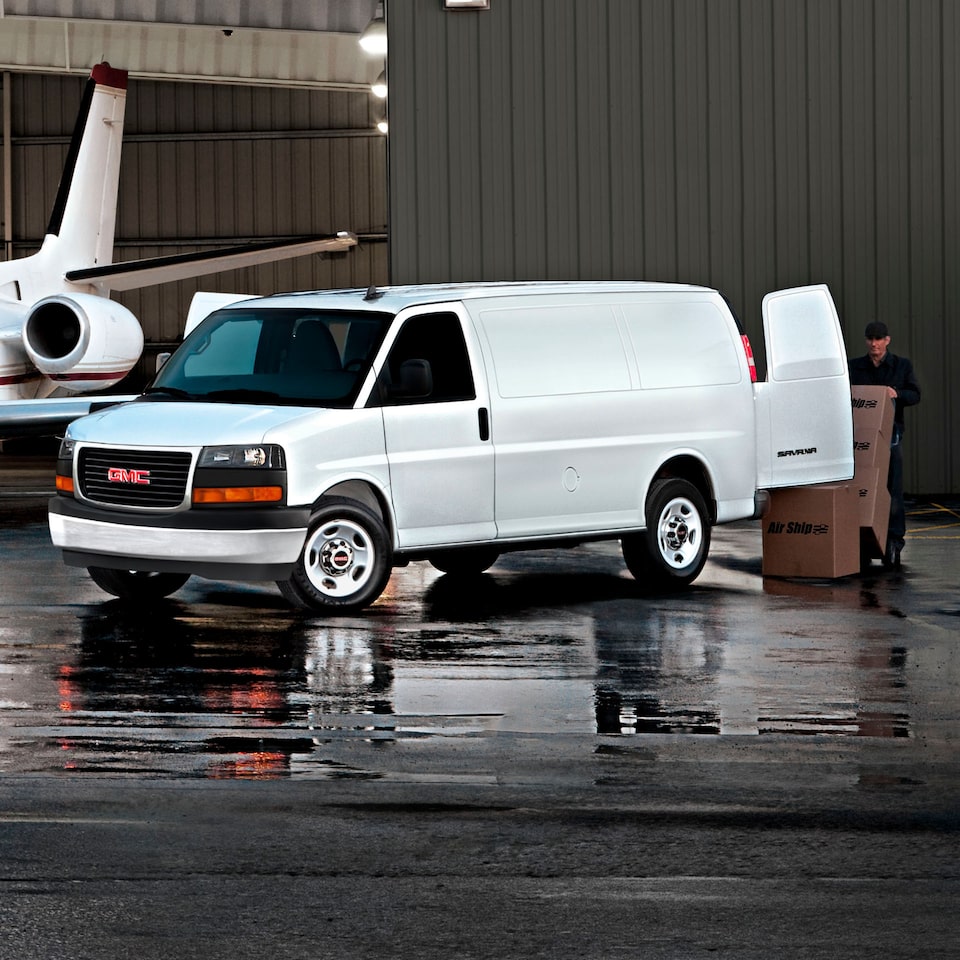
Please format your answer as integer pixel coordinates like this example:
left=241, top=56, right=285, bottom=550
left=0, top=62, right=356, bottom=438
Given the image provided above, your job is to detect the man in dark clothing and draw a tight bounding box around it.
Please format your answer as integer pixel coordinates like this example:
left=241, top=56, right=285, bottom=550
left=848, top=321, right=921, bottom=568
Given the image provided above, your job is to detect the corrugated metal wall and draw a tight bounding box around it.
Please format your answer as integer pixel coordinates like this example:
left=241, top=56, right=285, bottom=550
left=388, top=0, right=960, bottom=496
left=3, top=71, right=388, bottom=374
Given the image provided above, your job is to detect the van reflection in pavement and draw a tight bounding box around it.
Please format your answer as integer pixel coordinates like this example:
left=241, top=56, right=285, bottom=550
left=56, top=601, right=397, bottom=778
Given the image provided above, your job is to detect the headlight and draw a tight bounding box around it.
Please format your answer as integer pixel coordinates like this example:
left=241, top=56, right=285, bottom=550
left=198, top=444, right=285, bottom=468
left=192, top=444, right=286, bottom=506
left=55, top=435, right=76, bottom=496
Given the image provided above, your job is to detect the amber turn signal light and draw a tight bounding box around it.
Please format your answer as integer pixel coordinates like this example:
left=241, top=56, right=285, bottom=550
left=192, top=486, right=283, bottom=504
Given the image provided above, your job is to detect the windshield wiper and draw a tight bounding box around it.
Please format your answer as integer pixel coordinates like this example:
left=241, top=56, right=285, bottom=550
left=204, top=388, right=282, bottom=403
left=141, top=386, right=195, bottom=400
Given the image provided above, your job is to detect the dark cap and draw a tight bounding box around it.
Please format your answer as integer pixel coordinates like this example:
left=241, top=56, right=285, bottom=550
left=864, top=321, right=889, bottom=339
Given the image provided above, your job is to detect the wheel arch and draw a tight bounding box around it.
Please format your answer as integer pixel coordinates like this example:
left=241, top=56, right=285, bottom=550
left=314, top=479, right=396, bottom=543
left=650, top=455, right=717, bottom=524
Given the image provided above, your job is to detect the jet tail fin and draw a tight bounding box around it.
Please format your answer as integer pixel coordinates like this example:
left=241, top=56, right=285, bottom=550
left=43, top=62, right=127, bottom=281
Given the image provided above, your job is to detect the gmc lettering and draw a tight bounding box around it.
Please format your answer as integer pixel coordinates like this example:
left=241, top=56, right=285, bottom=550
left=107, top=467, right=151, bottom=485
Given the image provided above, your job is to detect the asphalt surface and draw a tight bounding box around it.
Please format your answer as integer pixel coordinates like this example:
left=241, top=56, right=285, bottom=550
left=2, top=451, right=960, bottom=959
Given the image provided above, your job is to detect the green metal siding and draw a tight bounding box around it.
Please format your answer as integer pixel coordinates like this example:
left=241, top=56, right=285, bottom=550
left=388, top=0, right=960, bottom=495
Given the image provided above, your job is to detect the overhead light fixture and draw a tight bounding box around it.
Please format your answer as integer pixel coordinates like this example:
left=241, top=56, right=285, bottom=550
left=377, top=118, right=389, bottom=135
left=444, top=0, right=490, bottom=8
left=371, top=70, right=387, bottom=99
left=359, top=4, right=387, bottom=55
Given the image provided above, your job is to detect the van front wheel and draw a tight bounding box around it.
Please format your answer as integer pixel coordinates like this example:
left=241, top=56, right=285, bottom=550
left=278, top=498, right=392, bottom=613
left=622, top=479, right=711, bottom=590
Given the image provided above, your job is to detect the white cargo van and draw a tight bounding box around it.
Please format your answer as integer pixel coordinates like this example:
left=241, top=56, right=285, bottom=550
left=48, top=281, right=853, bottom=613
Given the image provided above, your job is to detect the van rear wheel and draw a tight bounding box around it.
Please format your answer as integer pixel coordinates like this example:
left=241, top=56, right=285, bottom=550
left=87, top=567, right=190, bottom=600
left=622, top=478, right=710, bottom=590
left=278, top=497, right=392, bottom=613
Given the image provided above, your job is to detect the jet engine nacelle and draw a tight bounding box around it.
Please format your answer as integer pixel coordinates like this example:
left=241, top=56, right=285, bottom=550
left=22, top=293, right=144, bottom=394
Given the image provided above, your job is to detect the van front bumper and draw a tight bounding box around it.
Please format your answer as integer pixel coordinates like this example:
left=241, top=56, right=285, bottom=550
left=48, top=497, right=310, bottom=581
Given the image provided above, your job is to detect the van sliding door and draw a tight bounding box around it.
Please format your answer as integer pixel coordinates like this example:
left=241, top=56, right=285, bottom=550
left=755, top=284, right=854, bottom=488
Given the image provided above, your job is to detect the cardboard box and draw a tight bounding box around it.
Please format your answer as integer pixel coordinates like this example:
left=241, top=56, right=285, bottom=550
left=852, top=384, right=893, bottom=471
left=853, top=430, right=891, bottom=471
left=851, top=385, right=895, bottom=440
left=762, top=483, right=860, bottom=578
left=853, top=465, right=891, bottom=557
left=850, top=385, right=894, bottom=557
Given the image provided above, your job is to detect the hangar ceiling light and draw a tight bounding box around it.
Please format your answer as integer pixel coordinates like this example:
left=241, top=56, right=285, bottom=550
left=359, top=4, right=387, bottom=55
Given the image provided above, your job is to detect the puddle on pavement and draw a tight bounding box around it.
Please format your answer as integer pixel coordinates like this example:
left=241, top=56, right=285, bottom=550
left=2, top=532, right=959, bottom=778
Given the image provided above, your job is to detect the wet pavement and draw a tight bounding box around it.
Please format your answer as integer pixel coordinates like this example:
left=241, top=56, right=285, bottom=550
left=2, top=452, right=960, bottom=958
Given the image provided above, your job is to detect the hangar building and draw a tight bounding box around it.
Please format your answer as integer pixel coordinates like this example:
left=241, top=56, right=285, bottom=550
left=1, top=1, right=957, bottom=494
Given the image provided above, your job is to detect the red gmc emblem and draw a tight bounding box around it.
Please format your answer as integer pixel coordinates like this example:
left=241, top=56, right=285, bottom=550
left=107, top=467, right=151, bottom=485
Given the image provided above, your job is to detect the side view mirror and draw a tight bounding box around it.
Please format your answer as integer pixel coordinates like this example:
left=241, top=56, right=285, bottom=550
left=388, top=358, right=433, bottom=399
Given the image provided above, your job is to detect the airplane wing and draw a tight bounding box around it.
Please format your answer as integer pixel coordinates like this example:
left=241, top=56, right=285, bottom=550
left=66, top=232, right=357, bottom=291
left=0, top=395, right=135, bottom=441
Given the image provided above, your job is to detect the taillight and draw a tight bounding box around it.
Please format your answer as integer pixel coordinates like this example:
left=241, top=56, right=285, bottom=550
left=741, top=334, right=757, bottom=382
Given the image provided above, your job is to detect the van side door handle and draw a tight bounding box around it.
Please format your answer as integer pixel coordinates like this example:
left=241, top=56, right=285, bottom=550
left=478, top=407, right=490, bottom=442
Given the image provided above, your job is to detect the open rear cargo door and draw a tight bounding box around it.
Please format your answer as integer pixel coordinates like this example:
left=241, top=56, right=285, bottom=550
left=755, top=284, right=854, bottom=489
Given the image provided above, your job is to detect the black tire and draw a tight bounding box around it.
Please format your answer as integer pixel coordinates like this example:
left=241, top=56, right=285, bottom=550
left=621, top=478, right=711, bottom=590
left=427, top=547, right=500, bottom=576
left=87, top=567, right=190, bottom=600
left=278, top=497, right=392, bottom=613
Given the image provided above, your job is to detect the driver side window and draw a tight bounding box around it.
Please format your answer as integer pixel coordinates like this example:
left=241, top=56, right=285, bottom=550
left=383, top=312, right=476, bottom=404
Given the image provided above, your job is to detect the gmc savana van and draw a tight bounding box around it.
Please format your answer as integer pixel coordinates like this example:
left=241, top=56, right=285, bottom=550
left=48, top=281, right=854, bottom=612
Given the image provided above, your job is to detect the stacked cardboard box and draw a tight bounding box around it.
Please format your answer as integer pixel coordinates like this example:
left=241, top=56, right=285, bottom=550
left=761, top=385, right=894, bottom=579
left=851, top=384, right=894, bottom=560
left=761, top=482, right=861, bottom=578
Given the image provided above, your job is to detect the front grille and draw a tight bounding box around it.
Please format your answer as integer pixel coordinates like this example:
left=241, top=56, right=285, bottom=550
left=78, top=447, right=193, bottom=508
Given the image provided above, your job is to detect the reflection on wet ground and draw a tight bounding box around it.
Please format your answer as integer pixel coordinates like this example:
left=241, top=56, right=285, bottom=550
left=2, top=483, right=960, bottom=779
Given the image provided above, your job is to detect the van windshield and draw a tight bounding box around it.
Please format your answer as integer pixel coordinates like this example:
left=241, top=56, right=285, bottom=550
left=146, top=307, right=392, bottom=408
